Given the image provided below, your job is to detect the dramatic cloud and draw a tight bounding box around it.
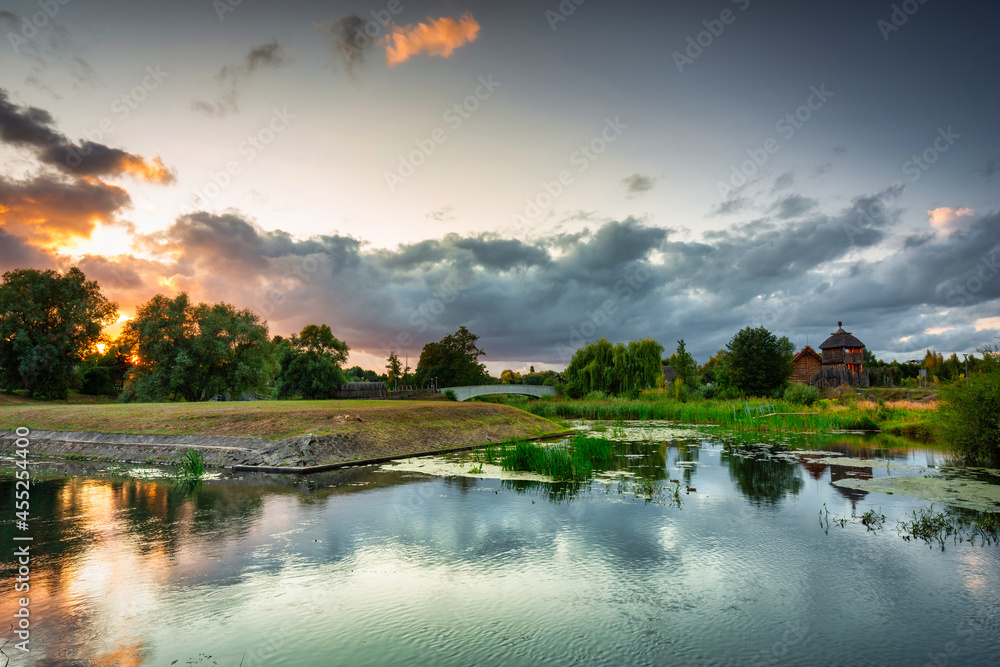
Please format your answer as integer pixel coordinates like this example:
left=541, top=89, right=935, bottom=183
left=622, top=173, right=655, bottom=196
left=104, top=188, right=997, bottom=369
left=385, top=14, right=480, bottom=66
left=192, top=40, right=290, bottom=117
left=5, top=185, right=995, bottom=369
left=928, top=206, right=976, bottom=232
left=0, top=89, right=174, bottom=182
left=0, top=174, right=131, bottom=248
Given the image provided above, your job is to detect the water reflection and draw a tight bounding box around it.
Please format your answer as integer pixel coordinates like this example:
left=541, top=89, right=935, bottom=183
left=0, top=428, right=998, bottom=665
left=721, top=447, right=805, bottom=504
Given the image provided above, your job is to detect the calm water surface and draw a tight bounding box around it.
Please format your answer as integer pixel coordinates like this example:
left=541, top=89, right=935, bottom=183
left=2, top=423, right=999, bottom=666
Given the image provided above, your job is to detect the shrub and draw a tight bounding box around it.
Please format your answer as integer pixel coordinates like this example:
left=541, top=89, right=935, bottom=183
left=939, top=371, right=1000, bottom=462
left=444, top=388, right=458, bottom=401
left=584, top=390, right=607, bottom=401
left=784, top=383, right=820, bottom=406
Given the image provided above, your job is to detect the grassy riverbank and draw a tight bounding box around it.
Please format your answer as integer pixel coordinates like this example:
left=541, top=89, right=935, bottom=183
left=499, top=393, right=938, bottom=440
left=0, top=400, right=568, bottom=461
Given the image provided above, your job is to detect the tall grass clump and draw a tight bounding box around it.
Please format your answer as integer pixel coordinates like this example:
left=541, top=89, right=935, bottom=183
left=500, top=435, right=615, bottom=481
left=175, top=449, right=206, bottom=481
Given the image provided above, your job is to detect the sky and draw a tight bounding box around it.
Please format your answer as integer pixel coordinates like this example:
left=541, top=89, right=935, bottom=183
left=1, top=0, right=999, bottom=374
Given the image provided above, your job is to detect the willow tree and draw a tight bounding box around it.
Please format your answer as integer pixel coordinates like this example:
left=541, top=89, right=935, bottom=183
left=565, top=337, right=664, bottom=398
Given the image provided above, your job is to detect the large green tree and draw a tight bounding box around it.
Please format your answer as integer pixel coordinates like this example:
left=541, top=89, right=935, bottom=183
left=719, top=326, right=794, bottom=397
left=667, top=339, right=698, bottom=389
left=274, top=324, right=350, bottom=399
left=0, top=267, right=118, bottom=399
left=413, top=325, right=491, bottom=387
left=565, top=337, right=664, bottom=398
left=120, top=293, right=276, bottom=402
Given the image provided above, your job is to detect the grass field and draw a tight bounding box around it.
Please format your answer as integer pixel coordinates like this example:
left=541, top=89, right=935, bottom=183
left=0, top=399, right=568, bottom=459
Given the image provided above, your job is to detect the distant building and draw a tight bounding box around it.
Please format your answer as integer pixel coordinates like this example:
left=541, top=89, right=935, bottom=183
left=332, top=382, right=388, bottom=399
left=811, top=322, right=870, bottom=388
left=790, top=346, right=822, bottom=385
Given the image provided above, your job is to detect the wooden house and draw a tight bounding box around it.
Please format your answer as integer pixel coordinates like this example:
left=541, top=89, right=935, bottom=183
left=790, top=346, right=822, bottom=385
left=811, top=322, right=870, bottom=388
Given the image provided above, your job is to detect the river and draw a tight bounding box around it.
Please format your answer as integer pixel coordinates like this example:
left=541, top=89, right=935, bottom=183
left=2, top=422, right=998, bottom=666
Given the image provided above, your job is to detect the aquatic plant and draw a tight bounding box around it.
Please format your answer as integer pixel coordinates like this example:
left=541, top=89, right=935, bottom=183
left=499, top=435, right=615, bottom=481
left=897, top=505, right=961, bottom=546
left=858, top=506, right=886, bottom=531
left=176, top=449, right=206, bottom=482
left=468, top=463, right=484, bottom=474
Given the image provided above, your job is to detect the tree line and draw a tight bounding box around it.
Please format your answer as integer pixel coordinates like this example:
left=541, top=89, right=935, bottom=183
left=1, top=267, right=995, bottom=409
left=0, top=268, right=495, bottom=401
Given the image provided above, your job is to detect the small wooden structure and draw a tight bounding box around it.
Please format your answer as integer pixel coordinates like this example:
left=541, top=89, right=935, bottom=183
left=790, top=346, right=822, bottom=385
left=811, top=322, right=870, bottom=388
left=332, top=382, right=388, bottom=400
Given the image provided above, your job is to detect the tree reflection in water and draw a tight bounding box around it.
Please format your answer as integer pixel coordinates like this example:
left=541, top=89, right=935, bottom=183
left=721, top=444, right=805, bottom=505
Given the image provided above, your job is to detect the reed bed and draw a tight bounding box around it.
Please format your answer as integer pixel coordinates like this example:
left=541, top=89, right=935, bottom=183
left=476, top=435, right=616, bottom=481
left=504, top=396, right=938, bottom=438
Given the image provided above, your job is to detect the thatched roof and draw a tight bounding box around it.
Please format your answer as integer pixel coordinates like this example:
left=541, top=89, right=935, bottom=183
left=792, top=345, right=822, bottom=363
left=819, top=322, right=865, bottom=350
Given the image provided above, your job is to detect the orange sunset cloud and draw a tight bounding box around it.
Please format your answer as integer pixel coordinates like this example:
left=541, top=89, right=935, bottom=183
left=385, top=14, right=480, bottom=66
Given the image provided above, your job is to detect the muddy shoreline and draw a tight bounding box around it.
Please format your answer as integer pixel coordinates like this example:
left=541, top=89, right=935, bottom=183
left=0, top=428, right=573, bottom=474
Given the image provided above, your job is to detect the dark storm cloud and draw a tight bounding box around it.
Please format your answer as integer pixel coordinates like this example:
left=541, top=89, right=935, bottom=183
left=109, top=195, right=1000, bottom=365
left=315, top=15, right=378, bottom=76
left=621, top=173, right=655, bottom=196
left=0, top=89, right=174, bottom=181
left=192, top=40, right=290, bottom=117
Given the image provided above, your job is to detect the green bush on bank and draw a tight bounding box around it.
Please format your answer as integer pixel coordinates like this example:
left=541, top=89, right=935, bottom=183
left=939, top=371, right=1000, bottom=462
left=784, top=383, right=820, bottom=406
